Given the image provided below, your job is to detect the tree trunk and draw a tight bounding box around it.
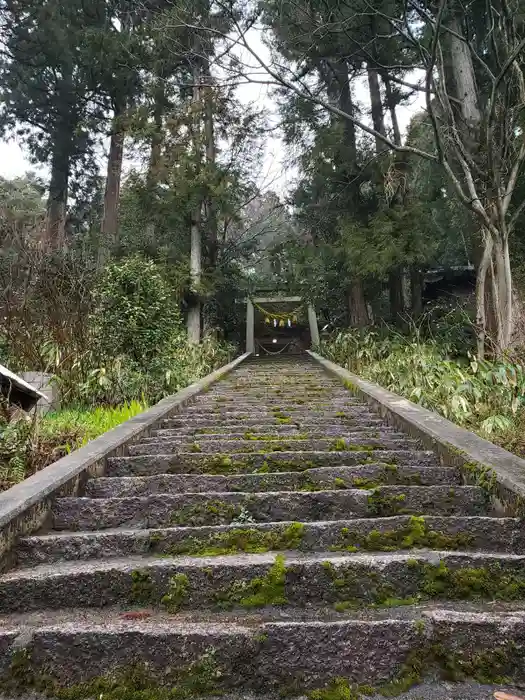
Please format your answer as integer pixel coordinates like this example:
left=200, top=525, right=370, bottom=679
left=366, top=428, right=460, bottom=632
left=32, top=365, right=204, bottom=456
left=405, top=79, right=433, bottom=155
left=202, top=58, right=218, bottom=269
left=410, top=266, right=423, bottom=317
left=383, top=74, right=401, bottom=146
left=367, top=65, right=387, bottom=154
left=145, top=82, right=164, bottom=246
left=389, top=268, right=404, bottom=324
left=187, top=59, right=203, bottom=345
left=332, top=62, right=357, bottom=169
left=99, top=112, right=125, bottom=266
left=348, top=280, right=369, bottom=327
left=447, top=16, right=482, bottom=127
left=476, top=233, right=493, bottom=359
left=187, top=206, right=202, bottom=344
left=45, top=142, right=69, bottom=248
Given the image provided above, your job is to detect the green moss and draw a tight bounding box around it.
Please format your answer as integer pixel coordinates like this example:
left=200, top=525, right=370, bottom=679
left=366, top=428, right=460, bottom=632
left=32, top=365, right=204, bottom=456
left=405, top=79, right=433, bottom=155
left=367, top=489, right=407, bottom=516
left=217, top=554, right=288, bottom=608
left=462, top=460, right=497, bottom=495
left=161, top=573, right=189, bottom=612
left=308, top=677, right=360, bottom=700
left=163, top=522, right=305, bottom=557
left=4, top=651, right=224, bottom=699
left=129, top=569, right=154, bottom=605
left=330, top=438, right=347, bottom=452
left=417, top=560, right=525, bottom=600
left=351, top=477, right=380, bottom=489
left=330, top=515, right=473, bottom=553
left=335, top=412, right=347, bottom=418
left=170, top=500, right=241, bottom=526
left=334, top=477, right=350, bottom=489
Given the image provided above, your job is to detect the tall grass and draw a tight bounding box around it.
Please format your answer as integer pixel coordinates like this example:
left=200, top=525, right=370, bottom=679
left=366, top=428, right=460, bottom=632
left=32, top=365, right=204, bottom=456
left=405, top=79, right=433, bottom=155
left=322, top=329, right=525, bottom=455
left=39, top=400, right=149, bottom=451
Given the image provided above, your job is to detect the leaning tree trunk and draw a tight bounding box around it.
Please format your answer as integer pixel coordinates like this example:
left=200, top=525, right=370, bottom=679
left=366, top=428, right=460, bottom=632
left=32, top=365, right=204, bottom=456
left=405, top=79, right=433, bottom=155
left=45, top=139, right=70, bottom=248
left=99, top=108, right=126, bottom=266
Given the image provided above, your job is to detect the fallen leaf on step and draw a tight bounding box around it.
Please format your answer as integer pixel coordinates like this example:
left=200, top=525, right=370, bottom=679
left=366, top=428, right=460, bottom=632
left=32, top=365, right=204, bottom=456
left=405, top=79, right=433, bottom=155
left=120, top=610, right=152, bottom=620
left=494, top=692, right=525, bottom=700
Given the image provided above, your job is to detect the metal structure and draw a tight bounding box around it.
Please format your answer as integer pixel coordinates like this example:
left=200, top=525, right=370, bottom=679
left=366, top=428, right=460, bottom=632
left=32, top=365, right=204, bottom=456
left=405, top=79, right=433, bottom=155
left=0, top=363, right=47, bottom=412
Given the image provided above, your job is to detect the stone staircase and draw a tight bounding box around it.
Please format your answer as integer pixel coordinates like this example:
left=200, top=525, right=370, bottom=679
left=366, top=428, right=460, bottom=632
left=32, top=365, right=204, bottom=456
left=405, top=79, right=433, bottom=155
left=1, top=356, right=525, bottom=698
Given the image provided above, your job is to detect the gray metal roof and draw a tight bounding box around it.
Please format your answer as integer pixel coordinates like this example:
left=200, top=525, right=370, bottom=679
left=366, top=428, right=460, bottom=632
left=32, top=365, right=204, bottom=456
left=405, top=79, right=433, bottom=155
left=0, top=364, right=47, bottom=402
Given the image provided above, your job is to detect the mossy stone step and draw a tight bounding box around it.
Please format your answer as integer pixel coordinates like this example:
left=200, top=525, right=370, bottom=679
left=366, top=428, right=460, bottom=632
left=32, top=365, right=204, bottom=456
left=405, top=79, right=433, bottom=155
left=85, top=465, right=459, bottom=499
left=128, top=437, right=420, bottom=457
left=2, top=607, right=525, bottom=693
left=4, top=550, right=525, bottom=614
left=52, top=486, right=489, bottom=531
left=15, top=516, right=523, bottom=567
left=151, top=425, right=400, bottom=437
left=158, top=416, right=389, bottom=429
left=106, top=450, right=439, bottom=477
left=150, top=428, right=409, bottom=440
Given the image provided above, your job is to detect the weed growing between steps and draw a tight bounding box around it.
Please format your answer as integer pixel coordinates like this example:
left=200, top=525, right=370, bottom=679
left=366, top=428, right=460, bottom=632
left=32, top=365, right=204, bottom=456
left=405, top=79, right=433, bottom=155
left=366, top=490, right=407, bottom=516
left=161, top=573, right=190, bottom=612
left=330, top=515, right=473, bottom=552
left=129, top=569, right=155, bottom=604
left=214, top=554, right=288, bottom=608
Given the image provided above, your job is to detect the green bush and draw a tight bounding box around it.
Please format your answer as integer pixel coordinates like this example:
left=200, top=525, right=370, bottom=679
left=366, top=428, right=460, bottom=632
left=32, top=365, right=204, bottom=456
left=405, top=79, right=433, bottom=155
left=91, top=255, right=182, bottom=364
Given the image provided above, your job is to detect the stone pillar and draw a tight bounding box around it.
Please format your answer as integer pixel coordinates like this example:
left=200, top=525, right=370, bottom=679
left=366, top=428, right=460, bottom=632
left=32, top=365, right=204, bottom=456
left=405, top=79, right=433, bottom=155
left=308, top=304, right=320, bottom=348
left=246, top=299, right=255, bottom=353
left=20, top=372, right=58, bottom=415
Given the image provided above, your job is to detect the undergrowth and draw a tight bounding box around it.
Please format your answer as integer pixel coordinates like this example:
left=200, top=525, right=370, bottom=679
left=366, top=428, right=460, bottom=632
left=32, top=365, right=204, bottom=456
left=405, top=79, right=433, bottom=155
left=0, top=401, right=148, bottom=492
left=322, top=328, right=525, bottom=457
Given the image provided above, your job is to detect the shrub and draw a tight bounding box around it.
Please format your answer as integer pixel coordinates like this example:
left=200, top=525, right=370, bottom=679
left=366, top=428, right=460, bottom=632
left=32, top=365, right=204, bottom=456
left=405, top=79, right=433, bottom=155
left=91, top=255, right=182, bottom=364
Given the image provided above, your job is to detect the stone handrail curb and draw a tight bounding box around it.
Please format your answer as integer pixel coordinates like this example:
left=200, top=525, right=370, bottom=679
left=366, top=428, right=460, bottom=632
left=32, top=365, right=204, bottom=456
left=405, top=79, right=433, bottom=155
left=308, top=350, right=525, bottom=513
left=0, top=352, right=251, bottom=565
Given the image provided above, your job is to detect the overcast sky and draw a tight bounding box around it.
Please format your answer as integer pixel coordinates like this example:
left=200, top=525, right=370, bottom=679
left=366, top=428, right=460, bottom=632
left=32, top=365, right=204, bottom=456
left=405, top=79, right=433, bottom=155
left=0, top=26, right=425, bottom=199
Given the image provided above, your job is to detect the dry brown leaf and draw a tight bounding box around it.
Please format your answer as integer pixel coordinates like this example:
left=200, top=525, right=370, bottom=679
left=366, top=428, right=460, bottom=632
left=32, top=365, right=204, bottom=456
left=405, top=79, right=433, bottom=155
left=120, top=610, right=152, bottom=620
left=494, top=692, right=525, bottom=700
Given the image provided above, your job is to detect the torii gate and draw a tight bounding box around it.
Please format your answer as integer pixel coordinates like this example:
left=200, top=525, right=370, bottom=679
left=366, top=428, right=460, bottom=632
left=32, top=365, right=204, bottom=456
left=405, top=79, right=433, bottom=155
left=245, top=295, right=320, bottom=354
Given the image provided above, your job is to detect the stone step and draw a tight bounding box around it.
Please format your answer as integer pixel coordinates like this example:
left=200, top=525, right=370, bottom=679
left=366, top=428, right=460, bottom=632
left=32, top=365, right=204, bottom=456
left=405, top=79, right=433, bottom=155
left=128, top=436, right=420, bottom=456
left=160, top=416, right=388, bottom=429
left=161, top=420, right=390, bottom=432
left=1, top=607, right=525, bottom=692
left=15, top=516, right=522, bottom=567
left=4, top=682, right=516, bottom=700
left=4, top=549, right=525, bottom=614
left=150, top=428, right=409, bottom=439
left=106, top=450, right=440, bottom=477
left=175, top=408, right=377, bottom=419
left=85, top=465, right=460, bottom=499
left=191, top=400, right=362, bottom=409
left=52, top=486, right=488, bottom=531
